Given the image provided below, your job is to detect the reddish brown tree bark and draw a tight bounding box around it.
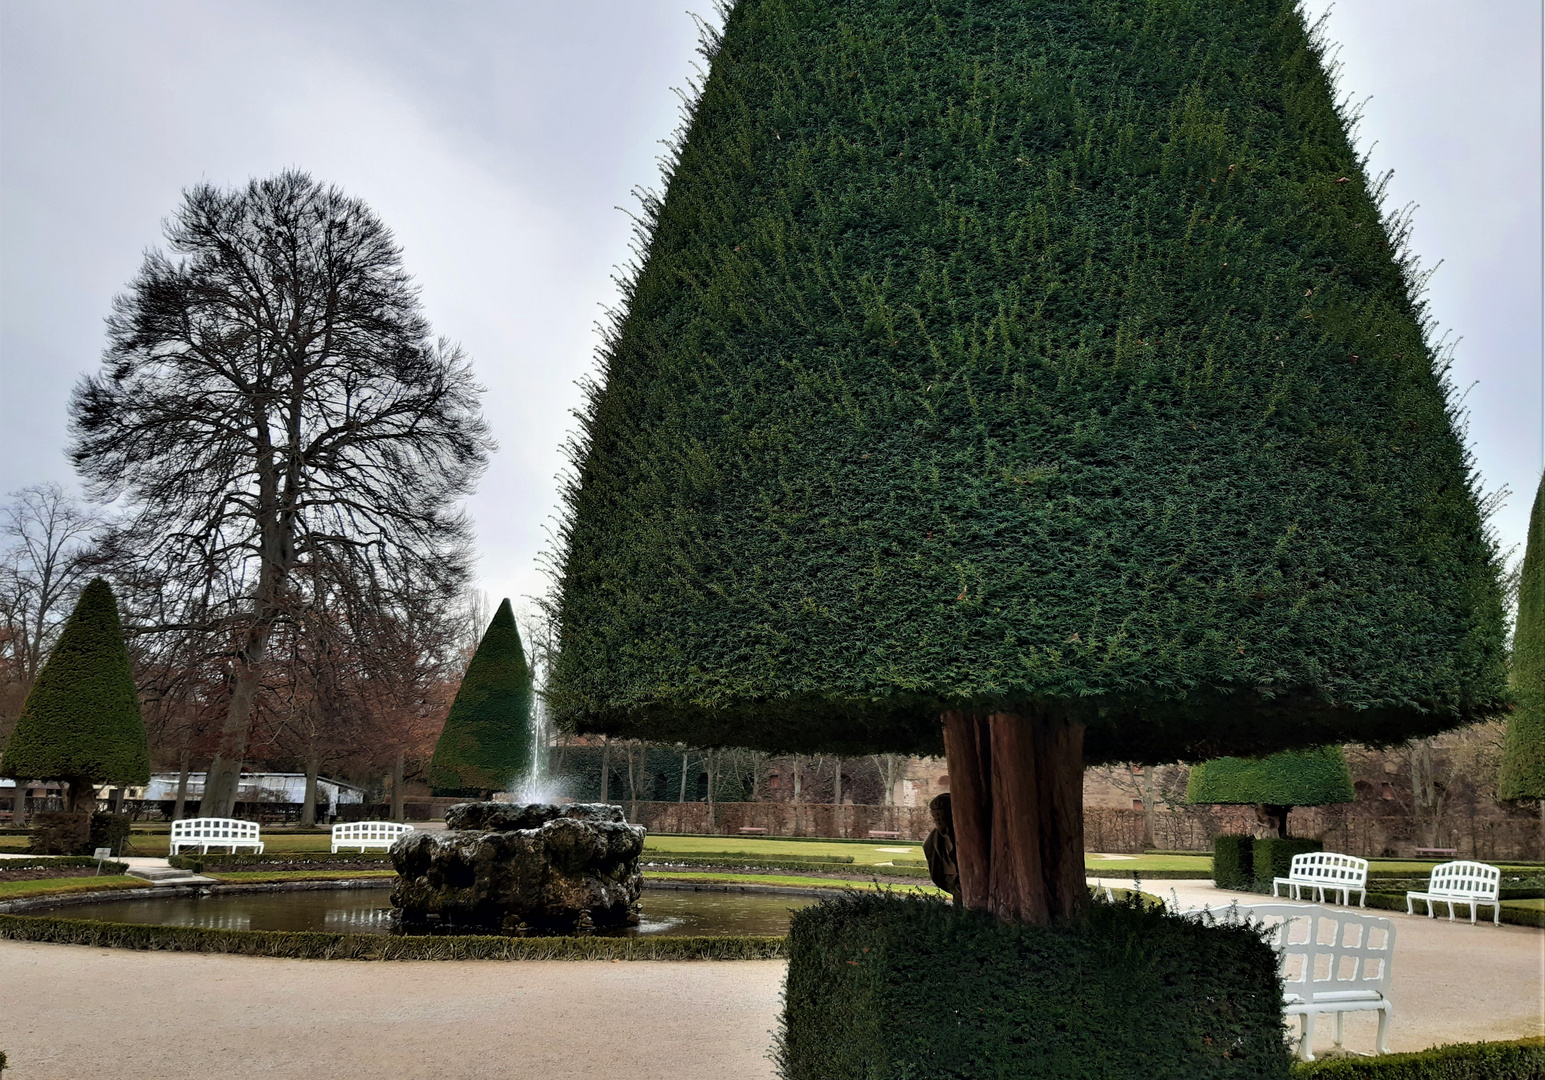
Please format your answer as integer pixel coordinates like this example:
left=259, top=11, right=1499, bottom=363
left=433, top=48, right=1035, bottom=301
left=942, top=709, right=1087, bottom=925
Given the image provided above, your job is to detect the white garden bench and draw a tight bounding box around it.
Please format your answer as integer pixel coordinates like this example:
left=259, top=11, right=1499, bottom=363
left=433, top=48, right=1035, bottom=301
left=1184, top=903, right=1394, bottom=1062
left=1405, top=860, right=1501, bottom=925
left=169, top=817, right=263, bottom=855
left=331, top=820, right=414, bottom=853
left=1272, top=851, right=1368, bottom=907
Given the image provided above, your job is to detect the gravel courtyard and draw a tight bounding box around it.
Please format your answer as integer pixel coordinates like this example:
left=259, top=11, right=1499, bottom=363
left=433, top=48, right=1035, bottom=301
left=1, top=885, right=1540, bottom=1078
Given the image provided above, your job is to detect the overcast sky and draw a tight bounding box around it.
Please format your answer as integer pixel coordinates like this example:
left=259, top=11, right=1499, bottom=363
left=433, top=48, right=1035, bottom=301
left=2, top=1, right=1540, bottom=623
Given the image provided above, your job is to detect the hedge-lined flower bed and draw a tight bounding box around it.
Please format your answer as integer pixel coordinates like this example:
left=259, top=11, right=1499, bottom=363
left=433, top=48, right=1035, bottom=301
left=167, top=851, right=391, bottom=872
left=1291, top=1036, right=1545, bottom=1078
left=0, top=912, right=785, bottom=960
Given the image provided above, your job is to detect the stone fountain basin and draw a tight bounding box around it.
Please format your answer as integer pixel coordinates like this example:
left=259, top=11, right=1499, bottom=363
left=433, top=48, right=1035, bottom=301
left=391, top=802, right=646, bottom=933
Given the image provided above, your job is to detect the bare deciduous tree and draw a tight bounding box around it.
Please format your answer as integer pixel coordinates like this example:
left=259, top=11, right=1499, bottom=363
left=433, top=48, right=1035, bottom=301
left=0, top=484, right=101, bottom=692
left=70, top=171, right=493, bottom=816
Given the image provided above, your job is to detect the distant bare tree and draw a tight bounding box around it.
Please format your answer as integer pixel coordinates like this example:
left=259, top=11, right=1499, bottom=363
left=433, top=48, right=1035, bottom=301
left=0, top=485, right=101, bottom=741
left=870, top=753, right=908, bottom=806
left=70, top=171, right=493, bottom=816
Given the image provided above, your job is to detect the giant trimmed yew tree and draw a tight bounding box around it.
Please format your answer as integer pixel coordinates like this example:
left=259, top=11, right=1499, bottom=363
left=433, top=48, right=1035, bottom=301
left=1500, top=475, right=1544, bottom=804
left=549, top=0, right=1507, bottom=926
left=1187, top=746, right=1355, bottom=838
left=428, top=599, right=534, bottom=797
left=1, top=579, right=149, bottom=810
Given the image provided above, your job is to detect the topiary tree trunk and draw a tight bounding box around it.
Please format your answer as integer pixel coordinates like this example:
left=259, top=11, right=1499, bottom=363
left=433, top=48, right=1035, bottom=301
left=943, top=711, right=1087, bottom=922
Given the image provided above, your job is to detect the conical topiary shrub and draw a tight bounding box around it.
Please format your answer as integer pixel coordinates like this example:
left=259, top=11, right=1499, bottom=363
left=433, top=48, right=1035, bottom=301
left=1186, top=746, right=1356, bottom=837
left=549, top=0, right=1507, bottom=929
left=1500, top=474, right=1545, bottom=802
left=0, top=578, right=149, bottom=811
left=428, top=599, right=533, bottom=797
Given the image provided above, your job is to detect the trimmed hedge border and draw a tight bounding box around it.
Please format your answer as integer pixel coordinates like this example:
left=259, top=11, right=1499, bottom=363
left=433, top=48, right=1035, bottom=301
left=167, top=851, right=392, bottom=870
left=0, top=855, right=128, bottom=874
left=1363, top=891, right=1545, bottom=929
left=645, top=856, right=930, bottom=878
left=1290, top=1036, right=1545, bottom=1079
left=0, top=912, right=786, bottom=960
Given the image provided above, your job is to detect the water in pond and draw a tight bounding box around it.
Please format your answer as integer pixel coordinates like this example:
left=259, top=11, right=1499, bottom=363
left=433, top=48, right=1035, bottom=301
left=35, top=887, right=815, bottom=937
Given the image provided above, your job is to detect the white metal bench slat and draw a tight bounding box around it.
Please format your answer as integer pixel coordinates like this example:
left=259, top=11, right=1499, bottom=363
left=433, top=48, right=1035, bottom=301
left=1272, top=852, right=1368, bottom=907
left=168, top=817, right=264, bottom=855
left=331, top=821, right=414, bottom=852
left=1405, top=860, right=1501, bottom=925
left=1184, top=903, right=1393, bottom=1062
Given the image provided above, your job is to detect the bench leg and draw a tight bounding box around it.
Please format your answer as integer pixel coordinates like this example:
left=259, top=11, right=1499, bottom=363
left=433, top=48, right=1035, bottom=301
left=1333, top=1010, right=1345, bottom=1049
left=1299, top=1012, right=1316, bottom=1062
left=1375, top=1005, right=1391, bottom=1055
left=1491, top=902, right=1501, bottom=926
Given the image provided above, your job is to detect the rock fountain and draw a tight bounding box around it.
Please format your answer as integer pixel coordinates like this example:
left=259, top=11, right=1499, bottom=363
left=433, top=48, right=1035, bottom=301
left=390, top=801, right=646, bottom=934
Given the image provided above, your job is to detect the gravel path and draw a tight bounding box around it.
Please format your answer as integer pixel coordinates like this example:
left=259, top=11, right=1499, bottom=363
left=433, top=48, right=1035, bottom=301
left=1, top=880, right=1539, bottom=1076
left=0, top=944, right=785, bottom=1080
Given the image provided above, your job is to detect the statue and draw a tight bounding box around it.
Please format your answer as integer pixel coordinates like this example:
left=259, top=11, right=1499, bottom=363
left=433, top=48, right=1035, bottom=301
left=922, top=792, right=960, bottom=904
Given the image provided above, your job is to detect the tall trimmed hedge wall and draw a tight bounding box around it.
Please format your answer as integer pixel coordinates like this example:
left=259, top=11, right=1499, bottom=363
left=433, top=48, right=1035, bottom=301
left=0, top=579, right=149, bottom=792
left=428, top=599, right=533, bottom=796
left=550, top=0, right=1507, bottom=761
left=1500, top=475, right=1545, bottom=801
left=777, top=892, right=1291, bottom=1079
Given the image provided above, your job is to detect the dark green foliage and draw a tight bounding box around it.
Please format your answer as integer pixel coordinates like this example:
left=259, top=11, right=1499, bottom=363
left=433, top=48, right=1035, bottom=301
left=1, top=579, right=149, bottom=791
left=428, top=599, right=533, bottom=796
left=0, top=913, right=785, bottom=960
left=776, top=892, right=1291, bottom=1079
left=26, top=812, right=90, bottom=855
left=1362, top=891, right=1543, bottom=928
left=166, top=851, right=393, bottom=871
left=88, top=813, right=132, bottom=856
left=1188, top=748, right=1356, bottom=807
left=1500, top=475, right=1545, bottom=800
left=0, top=856, right=128, bottom=873
left=1251, top=837, right=1322, bottom=892
left=1214, top=834, right=1257, bottom=890
left=1291, top=1037, right=1545, bottom=1080
left=550, top=0, right=1508, bottom=760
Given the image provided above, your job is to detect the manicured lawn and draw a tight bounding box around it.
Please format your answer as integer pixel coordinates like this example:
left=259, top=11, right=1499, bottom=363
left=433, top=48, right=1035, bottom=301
left=207, top=870, right=396, bottom=884
left=125, top=831, right=334, bottom=857
left=1504, top=898, right=1545, bottom=912
left=646, top=869, right=945, bottom=895
left=0, top=875, right=148, bottom=899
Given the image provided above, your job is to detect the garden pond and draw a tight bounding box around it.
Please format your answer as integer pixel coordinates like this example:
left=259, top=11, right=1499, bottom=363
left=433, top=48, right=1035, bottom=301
left=35, top=885, right=817, bottom=937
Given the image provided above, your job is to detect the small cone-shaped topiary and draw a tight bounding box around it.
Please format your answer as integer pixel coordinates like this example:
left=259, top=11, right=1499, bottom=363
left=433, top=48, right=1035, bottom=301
left=0, top=578, right=149, bottom=809
left=1500, top=474, right=1545, bottom=801
left=1186, top=746, right=1355, bottom=837
left=429, top=599, right=533, bottom=797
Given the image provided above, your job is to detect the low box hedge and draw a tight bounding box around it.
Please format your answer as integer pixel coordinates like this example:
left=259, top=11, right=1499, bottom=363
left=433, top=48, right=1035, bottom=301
left=777, top=891, right=1291, bottom=1080
left=0, top=912, right=786, bottom=960
left=647, top=850, right=856, bottom=864
left=1362, top=891, right=1545, bottom=929
left=167, top=851, right=393, bottom=871
left=644, top=855, right=930, bottom=878
left=1291, top=1036, right=1544, bottom=1079
left=0, top=855, right=129, bottom=874
left=1253, top=838, right=1323, bottom=893
left=1214, top=835, right=1255, bottom=890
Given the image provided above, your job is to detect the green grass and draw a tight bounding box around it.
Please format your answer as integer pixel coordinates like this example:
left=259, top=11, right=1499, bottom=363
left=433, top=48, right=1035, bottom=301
left=647, top=870, right=946, bottom=895
left=0, top=875, right=148, bottom=899
left=125, top=831, right=334, bottom=857
left=1504, top=897, right=1545, bottom=912
left=207, top=870, right=397, bottom=884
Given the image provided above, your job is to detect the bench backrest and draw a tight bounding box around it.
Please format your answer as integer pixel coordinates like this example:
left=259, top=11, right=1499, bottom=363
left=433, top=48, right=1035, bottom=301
left=170, top=818, right=261, bottom=842
left=1288, top=851, right=1368, bottom=887
left=1183, top=903, right=1394, bottom=1001
left=1426, top=860, right=1499, bottom=900
left=332, top=821, right=414, bottom=843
